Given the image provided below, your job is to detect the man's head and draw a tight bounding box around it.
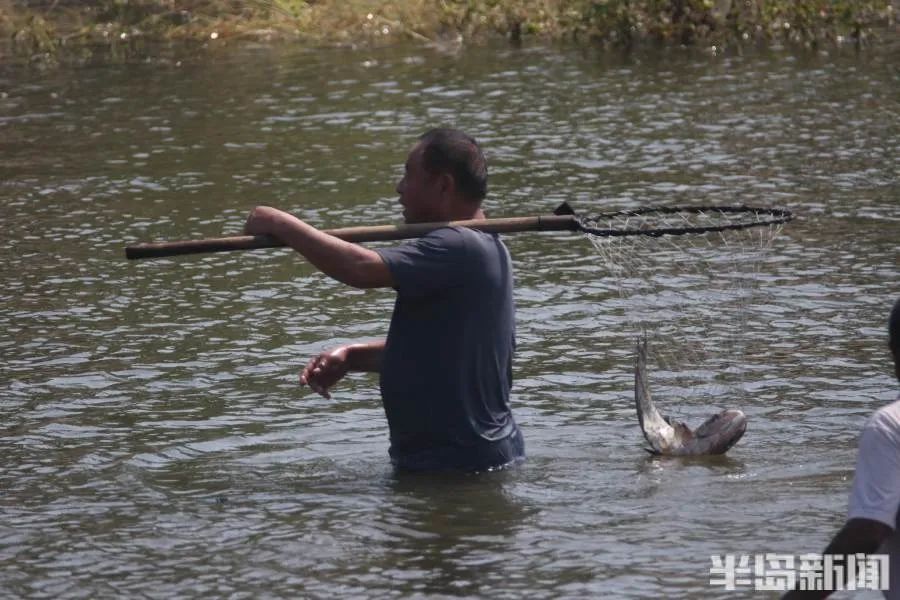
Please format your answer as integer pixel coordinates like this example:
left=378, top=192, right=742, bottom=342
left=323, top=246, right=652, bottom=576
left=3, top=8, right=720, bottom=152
left=889, top=298, right=900, bottom=382
left=396, top=128, right=487, bottom=223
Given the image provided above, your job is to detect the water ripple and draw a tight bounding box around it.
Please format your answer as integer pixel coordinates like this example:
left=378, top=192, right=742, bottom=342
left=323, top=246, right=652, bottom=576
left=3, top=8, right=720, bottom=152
left=1, top=41, right=898, bottom=598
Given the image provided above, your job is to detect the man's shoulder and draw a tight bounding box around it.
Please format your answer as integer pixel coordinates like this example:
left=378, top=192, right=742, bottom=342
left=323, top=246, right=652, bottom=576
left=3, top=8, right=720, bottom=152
left=447, top=225, right=507, bottom=250
left=419, top=225, right=467, bottom=247
left=865, top=397, right=900, bottom=438
left=423, top=225, right=504, bottom=252
left=384, top=226, right=467, bottom=256
left=432, top=225, right=481, bottom=240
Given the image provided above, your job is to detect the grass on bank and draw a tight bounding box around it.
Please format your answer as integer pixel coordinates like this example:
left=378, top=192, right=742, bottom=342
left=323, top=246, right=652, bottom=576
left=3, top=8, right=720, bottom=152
left=1, top=0, right=896, bottom=63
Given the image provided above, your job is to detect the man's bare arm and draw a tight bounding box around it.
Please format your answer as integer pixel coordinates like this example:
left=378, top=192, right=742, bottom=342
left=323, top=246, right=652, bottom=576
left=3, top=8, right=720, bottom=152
left=782, top=517, right=893, bottom=599
left=301, top=341, right=385, bottom=399
left=244, top=206, right=393, bottom=289
left=343, top=341, right=385, bottom=373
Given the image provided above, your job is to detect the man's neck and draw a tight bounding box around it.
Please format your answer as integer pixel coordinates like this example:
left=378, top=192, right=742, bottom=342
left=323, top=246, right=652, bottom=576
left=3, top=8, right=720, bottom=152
left=445, top=202, right=484, bottom=222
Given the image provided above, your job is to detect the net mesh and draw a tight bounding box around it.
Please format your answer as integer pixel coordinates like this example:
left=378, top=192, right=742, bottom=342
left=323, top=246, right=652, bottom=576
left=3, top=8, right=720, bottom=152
left=575, top=205, right=792, bottom=237
left=584, top=206, right=789, bottom=410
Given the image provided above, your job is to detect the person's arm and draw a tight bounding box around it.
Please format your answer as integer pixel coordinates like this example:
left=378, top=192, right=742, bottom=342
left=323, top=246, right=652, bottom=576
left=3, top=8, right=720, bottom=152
left=244, top=206, right=393, bottom=289
left=300, top=341, right=385, bottom=399
left=783, top=417, right=899, bottom=599
left=781, top=518, right=893, bottom=599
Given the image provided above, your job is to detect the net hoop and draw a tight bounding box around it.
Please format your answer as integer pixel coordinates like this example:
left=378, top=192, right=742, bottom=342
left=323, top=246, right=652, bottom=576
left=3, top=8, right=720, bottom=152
left=576, top=205, right=793, bottom=238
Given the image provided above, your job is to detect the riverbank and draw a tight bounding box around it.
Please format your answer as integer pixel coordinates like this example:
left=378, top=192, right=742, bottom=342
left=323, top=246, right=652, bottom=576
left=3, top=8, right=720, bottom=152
left=1, top=0, right=897, bottom=64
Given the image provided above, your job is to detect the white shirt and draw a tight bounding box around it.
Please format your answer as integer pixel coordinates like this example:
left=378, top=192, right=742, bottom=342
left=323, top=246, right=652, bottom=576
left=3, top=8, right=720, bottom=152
left=847, top=397, right=900, bottom=599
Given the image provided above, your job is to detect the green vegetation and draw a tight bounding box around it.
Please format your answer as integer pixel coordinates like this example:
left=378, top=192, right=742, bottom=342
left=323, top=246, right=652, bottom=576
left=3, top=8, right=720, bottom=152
left=1, top=0, right=896, bottom=62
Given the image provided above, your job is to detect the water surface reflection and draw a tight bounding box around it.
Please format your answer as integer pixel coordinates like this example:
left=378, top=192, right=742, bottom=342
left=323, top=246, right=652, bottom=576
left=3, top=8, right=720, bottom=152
left=1, top=39, right=898, bottom=598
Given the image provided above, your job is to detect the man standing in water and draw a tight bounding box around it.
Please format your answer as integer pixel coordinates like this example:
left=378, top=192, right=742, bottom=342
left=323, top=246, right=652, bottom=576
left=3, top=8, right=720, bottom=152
left=783, top=298, right=900, bottom=598
left=243, top=128, right=524, bottom=472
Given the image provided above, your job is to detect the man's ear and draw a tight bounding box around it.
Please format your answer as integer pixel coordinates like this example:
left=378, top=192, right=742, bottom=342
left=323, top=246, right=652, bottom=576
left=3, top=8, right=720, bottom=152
left=437, top=172, right=455, bottom=198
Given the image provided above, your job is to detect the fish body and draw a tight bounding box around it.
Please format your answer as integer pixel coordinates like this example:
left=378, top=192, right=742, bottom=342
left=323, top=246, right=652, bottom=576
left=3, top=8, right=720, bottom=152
left=634, top=338, right=747, bottom=455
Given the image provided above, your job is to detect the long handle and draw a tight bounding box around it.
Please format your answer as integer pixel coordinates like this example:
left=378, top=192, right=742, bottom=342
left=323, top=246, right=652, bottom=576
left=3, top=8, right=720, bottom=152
left=125, top=214, right=579, bottom=260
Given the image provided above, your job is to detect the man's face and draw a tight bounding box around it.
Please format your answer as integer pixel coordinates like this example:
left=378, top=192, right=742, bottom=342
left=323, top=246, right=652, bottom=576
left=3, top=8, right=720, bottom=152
left=396, top=143, right=441, bottom=224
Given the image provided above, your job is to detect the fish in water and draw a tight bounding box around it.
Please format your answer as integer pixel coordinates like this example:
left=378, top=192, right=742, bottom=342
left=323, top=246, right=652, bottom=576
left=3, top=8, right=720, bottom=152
left=634, top=338, right=747, bottom=455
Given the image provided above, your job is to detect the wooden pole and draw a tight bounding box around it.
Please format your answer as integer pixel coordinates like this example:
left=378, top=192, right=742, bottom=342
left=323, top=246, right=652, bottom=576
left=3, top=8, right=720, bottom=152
left=124, top=214, right=579, bottom=260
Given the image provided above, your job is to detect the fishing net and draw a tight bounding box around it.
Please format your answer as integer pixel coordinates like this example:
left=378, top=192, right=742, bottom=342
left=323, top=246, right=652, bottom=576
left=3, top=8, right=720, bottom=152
left=580, top=204, right=792, bottom=409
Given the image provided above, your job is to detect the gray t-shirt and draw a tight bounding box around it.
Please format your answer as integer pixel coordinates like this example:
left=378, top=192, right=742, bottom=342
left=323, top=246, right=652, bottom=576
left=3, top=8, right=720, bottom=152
left=374, top=226, right=520, bottom=469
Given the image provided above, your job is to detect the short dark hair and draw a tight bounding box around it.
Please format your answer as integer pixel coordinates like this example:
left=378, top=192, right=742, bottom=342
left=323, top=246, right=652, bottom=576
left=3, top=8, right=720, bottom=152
left=890, top=298, right=900, bottom=356
left=418, top=128, right=487, bottom=202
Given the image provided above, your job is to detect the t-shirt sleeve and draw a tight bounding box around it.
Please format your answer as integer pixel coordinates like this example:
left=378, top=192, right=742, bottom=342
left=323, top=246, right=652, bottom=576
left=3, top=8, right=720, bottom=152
left=847, top=417, right=900, bottom=530
left=374, top=227, right=469, bottom=298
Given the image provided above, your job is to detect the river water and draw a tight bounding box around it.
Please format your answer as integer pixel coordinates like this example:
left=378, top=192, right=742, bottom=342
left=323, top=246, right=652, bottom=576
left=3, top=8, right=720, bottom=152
left=1, top=39, right=898, bottom=599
